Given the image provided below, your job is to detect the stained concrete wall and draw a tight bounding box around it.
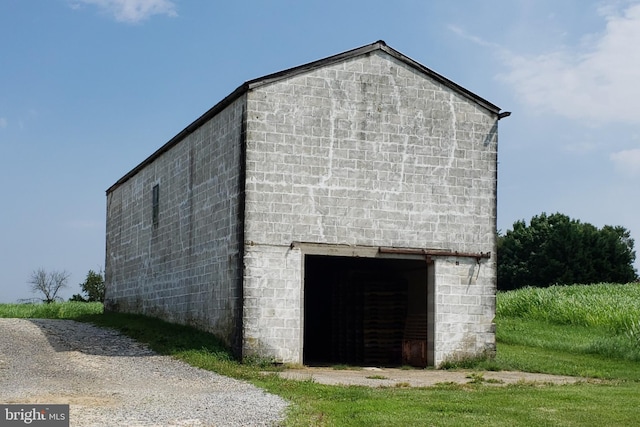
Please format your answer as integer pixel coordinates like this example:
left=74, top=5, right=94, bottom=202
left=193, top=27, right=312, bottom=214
left=105, top=96, right=246, bottom=351
left=432, top=257, right=496, bottom=364
left=242, top=51, right=498, bottom=365
left=106, top=47, right=498, bottom=366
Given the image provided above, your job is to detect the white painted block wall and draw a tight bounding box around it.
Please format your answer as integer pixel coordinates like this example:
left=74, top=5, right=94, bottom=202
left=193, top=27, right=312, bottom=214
left=242, top=51, right=497, bottom=365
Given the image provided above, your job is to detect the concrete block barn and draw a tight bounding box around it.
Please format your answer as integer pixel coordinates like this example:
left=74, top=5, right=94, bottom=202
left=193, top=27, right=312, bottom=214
left=105, top=41, right=507, bottom=367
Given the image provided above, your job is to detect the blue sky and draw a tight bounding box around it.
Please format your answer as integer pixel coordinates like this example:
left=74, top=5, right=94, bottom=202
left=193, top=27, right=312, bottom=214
left=1, top=0, right=639, bottom=302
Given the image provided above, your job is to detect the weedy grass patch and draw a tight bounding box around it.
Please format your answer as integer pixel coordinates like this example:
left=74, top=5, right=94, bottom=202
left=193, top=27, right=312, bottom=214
left=496, top=282, right=640, bottom=333
left=494, top=283, right=640, bottom=382
left=0, top=301, right=103, bottom=319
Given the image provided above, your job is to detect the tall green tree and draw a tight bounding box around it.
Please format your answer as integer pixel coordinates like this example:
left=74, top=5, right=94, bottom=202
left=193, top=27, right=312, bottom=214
left=71, top=269, right=105, bottom=302
left=498, top=213, right=638, bottom=290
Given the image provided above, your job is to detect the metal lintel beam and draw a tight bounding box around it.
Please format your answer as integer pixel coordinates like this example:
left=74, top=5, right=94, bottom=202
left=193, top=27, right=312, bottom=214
left=378, top=247, right=491, bottom=261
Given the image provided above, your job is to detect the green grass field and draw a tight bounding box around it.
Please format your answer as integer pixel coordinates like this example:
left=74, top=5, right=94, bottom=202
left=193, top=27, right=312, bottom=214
left=0, top=301, right=103, bottom=319
left=2, top=283, right=640, bottom=426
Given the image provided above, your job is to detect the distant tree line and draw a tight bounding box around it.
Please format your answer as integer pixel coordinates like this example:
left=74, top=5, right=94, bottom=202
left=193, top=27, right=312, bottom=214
left=498, top=212, right=638, bottom=290
left=27, top=268, right=105, bottom=303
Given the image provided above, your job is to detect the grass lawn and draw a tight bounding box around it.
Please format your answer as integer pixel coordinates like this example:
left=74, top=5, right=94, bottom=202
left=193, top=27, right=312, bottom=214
left=2, top=283, right=640, bottom=426
left=0, top=301, right=103, bottom=319
left=74, top=310, right=640, bottom=427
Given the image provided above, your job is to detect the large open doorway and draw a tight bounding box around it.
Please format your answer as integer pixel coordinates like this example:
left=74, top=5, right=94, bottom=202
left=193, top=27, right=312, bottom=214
left=303, top=255, right=429, bottom=367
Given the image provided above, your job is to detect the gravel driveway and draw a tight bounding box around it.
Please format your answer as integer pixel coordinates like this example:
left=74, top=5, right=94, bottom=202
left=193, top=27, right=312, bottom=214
left=0, top=318, right=288, bottom=426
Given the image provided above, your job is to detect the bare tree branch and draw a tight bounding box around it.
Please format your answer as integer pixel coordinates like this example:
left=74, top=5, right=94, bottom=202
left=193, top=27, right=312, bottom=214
left=28, top=268, right=70, bottom=303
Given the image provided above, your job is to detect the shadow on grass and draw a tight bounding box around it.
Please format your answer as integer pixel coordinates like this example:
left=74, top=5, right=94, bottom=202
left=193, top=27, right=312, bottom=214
left=75, top=312, right=232, bottom=358
left=26, top=318, right=155, bottom=357
left=73, top=312, right=268, bottom=380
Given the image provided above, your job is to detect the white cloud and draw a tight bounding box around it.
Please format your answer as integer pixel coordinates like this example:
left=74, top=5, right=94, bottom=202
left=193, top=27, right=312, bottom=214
left=448, top=25, right=500, bottom=50
left=610, top=148, right=640, bottom=176
left=0, top=118, right=7, bottom=129
left=73, top=0, right=177, bottom=23
left=497, top=2, right=640, bottom=125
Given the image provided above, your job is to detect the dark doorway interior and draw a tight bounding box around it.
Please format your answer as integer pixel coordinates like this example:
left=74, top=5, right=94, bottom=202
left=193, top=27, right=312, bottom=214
left=304, top=255, right=427, bottom=367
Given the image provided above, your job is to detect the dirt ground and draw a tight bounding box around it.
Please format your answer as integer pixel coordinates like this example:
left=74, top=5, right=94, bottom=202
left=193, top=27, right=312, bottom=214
left=275, top=366, right=586, bottom=387
left=0, top=318, right=287, bottom=426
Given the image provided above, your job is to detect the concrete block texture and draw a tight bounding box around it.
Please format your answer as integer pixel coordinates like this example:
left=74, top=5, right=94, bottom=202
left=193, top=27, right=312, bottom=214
left=243, top=244, right=303, bottom=362
left=106, top=44, right=499, bottom=366
left=242, top=51, right=497, bottom=364
left=432, top=257, right=496, bottom=365
left=244, top=51, right=497, bottom=253
left=105, top=96, right=247, bottom=352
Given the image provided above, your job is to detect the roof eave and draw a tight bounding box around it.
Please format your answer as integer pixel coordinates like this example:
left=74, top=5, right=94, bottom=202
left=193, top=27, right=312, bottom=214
left=378, top=44, right=501, bottom=114
left=105, top=83, right=249, bottom=194
left=246, top=41, right=386, bottom=90
left=246, top=40, right=501, bottom=114
left=106, top=40, right=502, bottom=194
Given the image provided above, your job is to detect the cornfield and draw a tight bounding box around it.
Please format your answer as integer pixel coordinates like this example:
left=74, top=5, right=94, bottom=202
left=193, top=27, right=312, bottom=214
left=497, top=282, right=640, bottom=335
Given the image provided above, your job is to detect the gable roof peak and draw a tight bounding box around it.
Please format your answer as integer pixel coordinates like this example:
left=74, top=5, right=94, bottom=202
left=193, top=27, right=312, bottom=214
left=248, top=40, right=500, bottom=114
left=107, top=40, right=502, bottom=194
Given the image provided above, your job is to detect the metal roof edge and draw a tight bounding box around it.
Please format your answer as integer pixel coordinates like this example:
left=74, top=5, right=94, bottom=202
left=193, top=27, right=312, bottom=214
left=247, top=40, right=501, bottom=114
left=106, top=42, right=388, bottom=194
left=106, top=83, right=248, bottom=194
left=246, top=40, right=386, bottom=90
left=106, top=40, right=502, bottom=194
left=378, top=44, right=501, bottom=114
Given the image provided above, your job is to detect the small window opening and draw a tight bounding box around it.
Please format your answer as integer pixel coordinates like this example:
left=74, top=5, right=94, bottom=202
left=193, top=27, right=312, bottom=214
left=152, top=184, right=159, bottom=227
